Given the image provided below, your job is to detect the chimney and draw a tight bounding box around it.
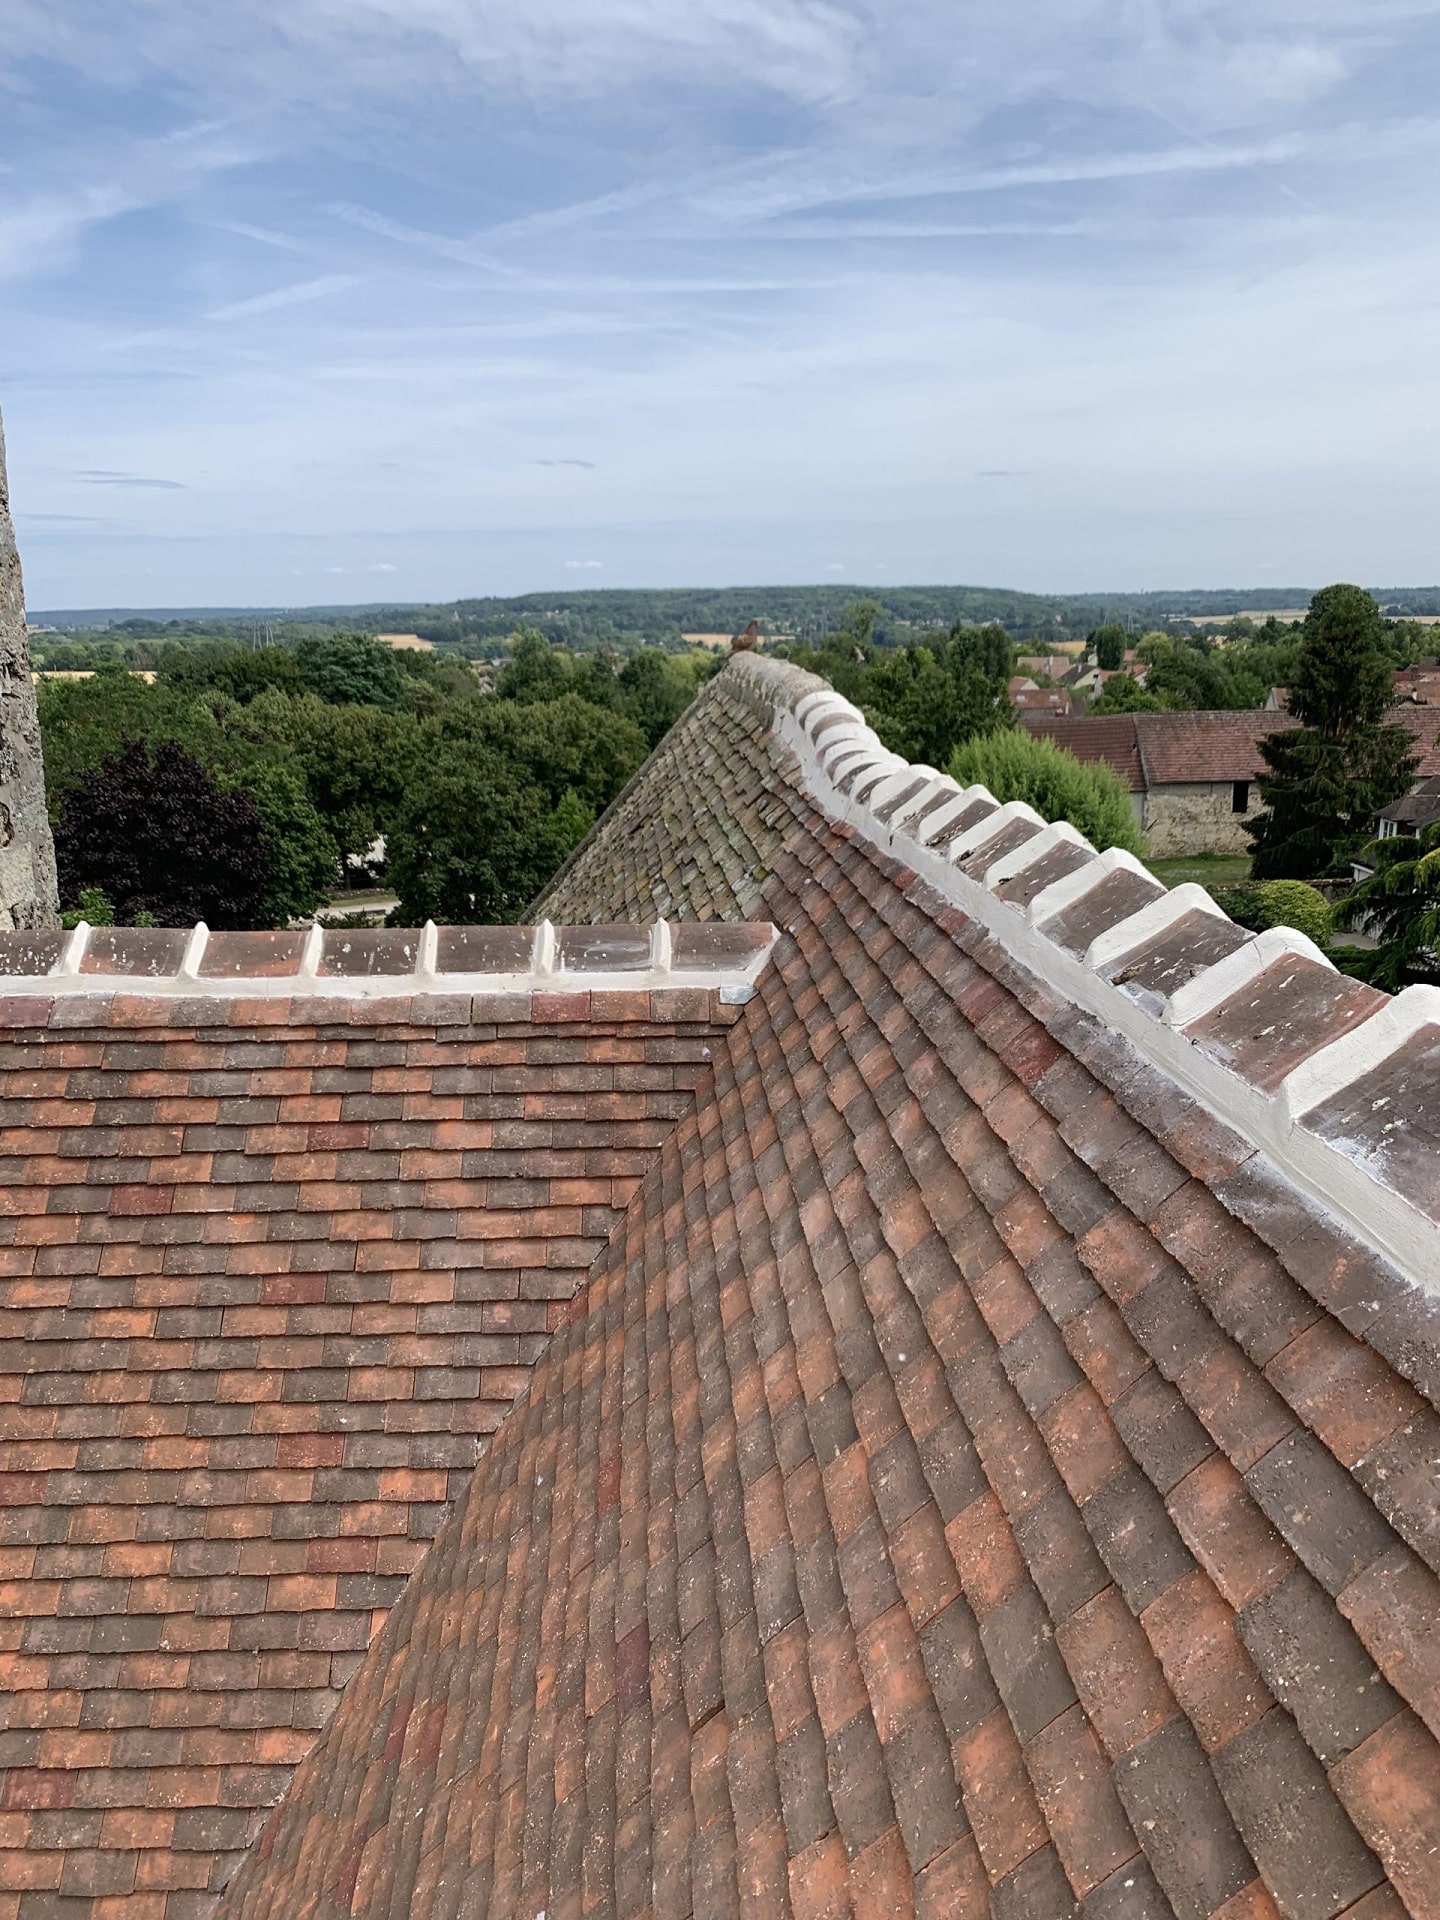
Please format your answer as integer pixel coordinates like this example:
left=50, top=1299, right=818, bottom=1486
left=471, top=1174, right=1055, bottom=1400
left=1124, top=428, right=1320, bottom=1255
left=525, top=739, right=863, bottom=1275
left=0, top=412, right=60, bottom=928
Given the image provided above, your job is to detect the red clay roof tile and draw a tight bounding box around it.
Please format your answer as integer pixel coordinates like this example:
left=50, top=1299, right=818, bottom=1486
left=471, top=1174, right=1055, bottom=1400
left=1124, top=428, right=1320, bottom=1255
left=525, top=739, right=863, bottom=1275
left=3, top=660, right=1438, bottom=1920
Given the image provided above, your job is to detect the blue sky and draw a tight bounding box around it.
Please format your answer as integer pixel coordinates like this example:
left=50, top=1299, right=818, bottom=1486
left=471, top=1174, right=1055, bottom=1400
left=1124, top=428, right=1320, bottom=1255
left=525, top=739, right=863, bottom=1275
left=3, top=1, right=1439, bottom=609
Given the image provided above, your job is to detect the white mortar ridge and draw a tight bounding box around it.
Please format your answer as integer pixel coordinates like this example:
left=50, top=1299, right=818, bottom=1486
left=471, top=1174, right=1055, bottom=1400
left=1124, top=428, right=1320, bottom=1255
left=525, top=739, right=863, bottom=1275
left=179, top=925, right=209, bottom=982
left=532, top=919, right=557, bottom=978
left=909, top=786, right=987, bottom=847
left=983, top=820, right=1090, bottom=890
left=1280, top=984, right=1440, bottom=1122
left=299, top=923, right=324, bottom=980
left=0, top=919, right=779, bottom=1001
left=944, top=799, right=1047, bottom=869
left=1163, top=925, right=1335, bottom=1031
left=1027, top=847, right=1153, bottom=927
left=1086, top=882, right=1231, bottom=974
left=730, top=650, right=1438, bottom=1291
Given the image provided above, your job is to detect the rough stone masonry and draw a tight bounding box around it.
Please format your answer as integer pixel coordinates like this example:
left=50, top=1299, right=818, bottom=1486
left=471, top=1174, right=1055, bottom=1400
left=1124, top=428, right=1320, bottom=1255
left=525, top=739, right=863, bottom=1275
left=0, top=411, right=59, bottom=928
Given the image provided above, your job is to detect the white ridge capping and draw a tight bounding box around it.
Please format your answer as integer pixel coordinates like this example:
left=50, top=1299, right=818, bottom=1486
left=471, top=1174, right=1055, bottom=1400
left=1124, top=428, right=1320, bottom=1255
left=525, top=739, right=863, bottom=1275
left=417, top=922, right=439, bottom=978
left=1084, top=882, right=1230, bottom=974
left=179, top=924, right=210, bottom=982
left=818, top=737, right=873, bottom=779
left=810, top=715, right=868, bottom=754
left=983, top=819, right=1090, bottom=890
left=891, top=773, right=965, bottom=836
left=866, top=767, right=936, bottom=815
left=299, top=922, right=324, bottom=980
left=1280, top=982, right=1440, bottom=1124
left=1163, top=924, right=1335, bottom=1031
left=943, top=799, right=1046, bottom=868
left=531, top=920, right=557, bottom=977
left=1027, top=846, right=1153, bottom=929
left=810, top=708, right=866, bottom=744
left=58, top=922, right=91, bottom=979
left=909, top=783, right=997, bottom=848
left=906, top=790, right=971, bottom=846
left=797, top=691, right=859, bottom=731
left=829, top=741, right=892, bottom=779
left=809, top=701, right=865, bottom=735
left=764, top=656, right=1440, bottom=1290
left=852, top=755, right=909, bottom=798
left=649, top=918, right=674, bottom=974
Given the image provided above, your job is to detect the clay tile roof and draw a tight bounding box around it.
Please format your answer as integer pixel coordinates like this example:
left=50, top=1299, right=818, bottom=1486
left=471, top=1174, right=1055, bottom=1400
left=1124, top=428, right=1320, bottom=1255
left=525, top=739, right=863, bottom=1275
left=6, top=661, right=1440, bottom=1920
left=1133, top=709, right=1301, bottom=785
left=1019, top=712, right=1147, bottom=790
left=0, top=924, right=771, bottom=1916
left=1392, top=702, right=1440, bottom=776
left=1026, top=704, right=1440, bottom=790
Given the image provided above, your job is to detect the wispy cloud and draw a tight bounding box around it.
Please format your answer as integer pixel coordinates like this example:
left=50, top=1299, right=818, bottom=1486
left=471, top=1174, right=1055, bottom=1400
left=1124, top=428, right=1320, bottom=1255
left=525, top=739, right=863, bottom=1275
left=76, top=470, right=187, bottom=491
left=19, top=512, right=112, bottom=524
left=5, top=1, right=1440, bottom=603
left=0, top=186, right=137, bottom=281
left=214, top=220, right=314, bottom=254
left=205, top=274, right=362, bottom=321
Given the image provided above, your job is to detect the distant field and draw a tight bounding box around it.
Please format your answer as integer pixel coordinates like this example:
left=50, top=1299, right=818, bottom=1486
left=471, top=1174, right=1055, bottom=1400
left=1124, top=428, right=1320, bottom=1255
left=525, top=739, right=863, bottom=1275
left=1189, top=607, right=1440, bottom=627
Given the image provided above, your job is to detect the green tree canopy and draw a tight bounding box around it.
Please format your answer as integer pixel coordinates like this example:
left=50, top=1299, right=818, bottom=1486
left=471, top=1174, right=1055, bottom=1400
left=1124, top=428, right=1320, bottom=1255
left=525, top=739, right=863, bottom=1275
left=861, top=622, right=1014, bottom=765
left=37, top=672, right=338, bottom=918
left=293, top=632, right=407, bottom=710
left=495, top=628, right=580, bottom=704
left=617, top=648, right=696, bottom=749
left=1247, top=585, right=1419, bottom=879
left=1338, top=825, right=1440, bottom=989
left=1289, top=583, right=1397, bottom=731
left=435, top=693, right=647, bottom=814
left=54, top=740, right=279, bottom=928
left=949, top=729, right=1144, bottom=855
left=236, top=690, right=423, bottom=870
left=157, top=644, right=305, bottom=704
left=385, top=746, right=587, bottom=925
left=1089, top=672, right=1162, bottom=715
left=1090, top=623, right=1127, bottom=671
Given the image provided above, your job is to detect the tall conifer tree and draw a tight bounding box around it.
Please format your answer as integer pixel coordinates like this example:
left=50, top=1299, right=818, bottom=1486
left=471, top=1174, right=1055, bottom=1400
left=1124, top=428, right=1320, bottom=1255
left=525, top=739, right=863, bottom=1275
left=1247, top=584, right=1417, bottom=878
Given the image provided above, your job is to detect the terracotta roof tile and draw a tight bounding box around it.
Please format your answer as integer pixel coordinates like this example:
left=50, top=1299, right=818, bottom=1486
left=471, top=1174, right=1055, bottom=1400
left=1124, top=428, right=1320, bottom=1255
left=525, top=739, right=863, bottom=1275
left=0, top=938, right=768, bottom=1916
left=5, top=660, right=1439, bottom=1919
left=1022, top=705, right=1440, bottom=788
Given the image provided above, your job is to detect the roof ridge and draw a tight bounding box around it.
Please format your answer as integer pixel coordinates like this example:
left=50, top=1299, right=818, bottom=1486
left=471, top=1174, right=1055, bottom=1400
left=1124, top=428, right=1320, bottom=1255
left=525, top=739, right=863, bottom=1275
left=725, top=653, right=1436, bottom=1293
left=0, top=919, right=777, bottom=1004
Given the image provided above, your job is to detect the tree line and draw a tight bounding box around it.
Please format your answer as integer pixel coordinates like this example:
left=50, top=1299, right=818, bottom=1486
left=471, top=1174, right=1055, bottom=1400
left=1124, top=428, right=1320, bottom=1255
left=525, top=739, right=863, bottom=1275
left=41, top=631, right=703, bottom=930
left=36, top=581, right=1440, bottom=669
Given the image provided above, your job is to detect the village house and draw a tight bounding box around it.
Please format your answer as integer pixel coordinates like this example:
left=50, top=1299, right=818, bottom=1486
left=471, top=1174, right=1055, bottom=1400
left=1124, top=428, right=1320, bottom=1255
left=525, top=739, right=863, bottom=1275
left=1023, top=707, right=1440, bottom=856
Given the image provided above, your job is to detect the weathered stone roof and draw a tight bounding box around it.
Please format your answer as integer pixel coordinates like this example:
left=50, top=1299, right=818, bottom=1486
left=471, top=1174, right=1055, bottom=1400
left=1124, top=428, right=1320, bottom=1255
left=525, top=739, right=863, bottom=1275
left=199, top=656, right=1440, bottom=1920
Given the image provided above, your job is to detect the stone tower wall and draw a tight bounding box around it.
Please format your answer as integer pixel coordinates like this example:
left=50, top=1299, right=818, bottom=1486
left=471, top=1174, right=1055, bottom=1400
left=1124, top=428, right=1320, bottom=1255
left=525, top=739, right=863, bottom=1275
left=0, top=413, right=59, bottom=928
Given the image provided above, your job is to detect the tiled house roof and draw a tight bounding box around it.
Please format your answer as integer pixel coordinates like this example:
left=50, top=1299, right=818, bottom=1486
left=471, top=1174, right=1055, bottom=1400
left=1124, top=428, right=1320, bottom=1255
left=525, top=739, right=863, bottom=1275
left=1018, top=714, right=1149, bottom=790
left=1133, top=712, right=1300, bottom=786
left=1024, top=707, right=1440, bottom=790
left=200, top=657, right=1440, bottom=1920
left=0, top=925, right=772, bottom=1915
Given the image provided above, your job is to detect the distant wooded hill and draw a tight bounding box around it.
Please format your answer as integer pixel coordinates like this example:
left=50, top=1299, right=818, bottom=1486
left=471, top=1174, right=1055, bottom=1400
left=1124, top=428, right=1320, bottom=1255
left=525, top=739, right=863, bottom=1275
left=31, top=581, right=1440, bottom=656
